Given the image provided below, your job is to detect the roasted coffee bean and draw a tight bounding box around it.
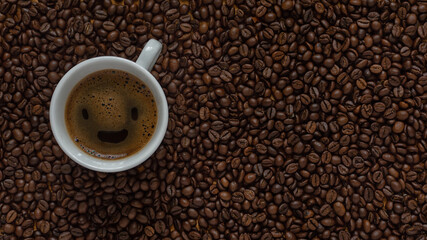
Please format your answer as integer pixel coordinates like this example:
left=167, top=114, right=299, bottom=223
left=320, top=204, right=332, bottom=216
left=6, top=210, right=17, bottom=223
left=244, top=189, right=255, bottom=201
left=39, top=220, right=50, bottom=234
left=59, top=232, right=72, bottom=240
left=307, top=218, right=318, bottom=230
left=241, top=214, right=252, bottom=226
left=208, top=130, right=220, bottom=143
left=326, top=189, right=338, bottom=203
left=333, top=202, right=346, bottom=216
left=102, top=21, right=116, bottom=31
left=95, top=10, right=108, bottom=20
left=305, top=121, right=316, bottom=133
left=286, top=163, right=298, bottom=174
left=144, top=226, right=155, bottom=236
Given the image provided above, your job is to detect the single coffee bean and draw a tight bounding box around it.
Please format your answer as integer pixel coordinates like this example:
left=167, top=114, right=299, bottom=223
left=102, top=21, right=116, bottom=31
left=241, top=214, right=252, bottom=226
left=333, top=202, right=346, bottom=216
left=286, top=163, right=298, bottom=174
left=326, top=189, right=337, bottom=203
left=39, top=220, right=50, bottom=234
left=208, top=130, right=220, bottom=143
left=373, top=102, right=386, bottom=112
left=307, top=218, right=318, bottom=230
left=306, top=121, right=316, bottom=133
left=356, top=78, right=367, bottom=89
left=370, top=64, right=382, bottom=74
left=244, top=189, right=255, bottom=201
left=208, top=66, right=221, bottom=77
left=95, top=10, right=108, bottom=20
left=6, top=210, right=17, bottom=223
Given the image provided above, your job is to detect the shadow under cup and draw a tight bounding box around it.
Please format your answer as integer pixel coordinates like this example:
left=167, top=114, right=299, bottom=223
left=50, top=57, right=168, bottom=172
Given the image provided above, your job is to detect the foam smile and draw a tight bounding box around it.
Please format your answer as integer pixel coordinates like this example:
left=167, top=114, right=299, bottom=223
left=97, top=129, right=128, bottom=143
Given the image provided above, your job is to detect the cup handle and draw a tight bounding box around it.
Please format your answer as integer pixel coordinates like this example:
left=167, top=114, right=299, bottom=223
left=136, top=39, right=162, bottom=72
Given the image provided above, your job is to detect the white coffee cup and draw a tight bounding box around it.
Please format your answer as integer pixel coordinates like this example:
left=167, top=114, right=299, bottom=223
left=50, top=39, right=167, bottom=172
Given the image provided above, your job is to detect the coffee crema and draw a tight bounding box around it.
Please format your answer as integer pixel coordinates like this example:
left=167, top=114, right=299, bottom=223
left=65, top=69, right=157, bottom=160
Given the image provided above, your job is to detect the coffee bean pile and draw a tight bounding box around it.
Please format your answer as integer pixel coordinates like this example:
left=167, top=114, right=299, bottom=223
left=1, top=0, right=427, bottom=239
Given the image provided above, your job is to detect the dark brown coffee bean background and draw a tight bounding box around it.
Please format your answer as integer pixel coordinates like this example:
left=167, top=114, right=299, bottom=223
left=1, top=0, right=427, bottom=239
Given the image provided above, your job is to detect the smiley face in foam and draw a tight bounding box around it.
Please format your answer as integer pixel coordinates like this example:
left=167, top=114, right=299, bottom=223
left=65, top=69, right=157, bottom=159
left=82, top=89, right=131, bottom=143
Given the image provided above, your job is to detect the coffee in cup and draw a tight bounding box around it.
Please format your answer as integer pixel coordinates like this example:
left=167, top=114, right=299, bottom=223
left=65, top=69, right=157, bottom=160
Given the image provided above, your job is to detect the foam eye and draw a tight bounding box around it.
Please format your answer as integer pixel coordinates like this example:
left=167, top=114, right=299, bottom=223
left=82, top=109, right=89, bottom=120
left=131, top=107, right=138, bottom=121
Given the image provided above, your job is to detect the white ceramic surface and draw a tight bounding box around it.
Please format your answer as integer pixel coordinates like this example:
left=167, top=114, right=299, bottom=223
left=50, top=39, right=167, bottom=172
